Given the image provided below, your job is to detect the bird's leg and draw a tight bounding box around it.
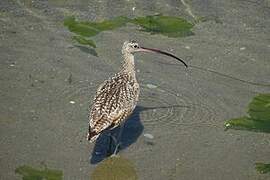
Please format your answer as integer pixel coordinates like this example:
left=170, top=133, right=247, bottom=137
left=106, top=131, right=116, bottom=156
left=113, top=122, right=125, bottom=155
left=107, top=133, right=112, bottom=156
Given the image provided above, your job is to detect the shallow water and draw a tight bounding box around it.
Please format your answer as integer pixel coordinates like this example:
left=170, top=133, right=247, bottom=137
left=1, top=0, right=270, bottom=179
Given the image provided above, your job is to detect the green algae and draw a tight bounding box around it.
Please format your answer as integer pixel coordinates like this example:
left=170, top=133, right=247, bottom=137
left=225, top=94, right=270, bottom=175
left=64, top=16, right=100, bottom=37
left=225, top=117, right=270, bottom=133
left=248, top=94, right=270, bottom=122
left=132, top=15, right=194, bottom=37
left=15, top=165, right=63, bottom=180
left=81, top=16, right=130, bottom=31
left=91, top=156, right=137, bottom=180
left=225, top=94, right=270, bottom=133
left=64, top=16, right=129, bottom=48
left=255, top=163, right=270, bottom=174
left=72, top=36, right=96, bottom=48
left=64, top=15, right=194, bottom=49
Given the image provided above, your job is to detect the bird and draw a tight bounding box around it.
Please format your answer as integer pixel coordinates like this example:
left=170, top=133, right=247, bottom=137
left=87, top=40, right=188, bottom=154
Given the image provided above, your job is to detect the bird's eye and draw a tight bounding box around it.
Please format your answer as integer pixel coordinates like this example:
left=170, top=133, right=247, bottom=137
left=134, top=45, right=138, bottom=48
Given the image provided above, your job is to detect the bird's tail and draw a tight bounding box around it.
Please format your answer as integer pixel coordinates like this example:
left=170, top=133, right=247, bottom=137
left=87, top=126, right=99, bottom=142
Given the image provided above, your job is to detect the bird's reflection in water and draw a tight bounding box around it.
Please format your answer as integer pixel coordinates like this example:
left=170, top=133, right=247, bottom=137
left=90, top=105, right=143, bottom=164
left=91, top=156, right=138, bottom=180
left=90, top=104, right=189, bottom=164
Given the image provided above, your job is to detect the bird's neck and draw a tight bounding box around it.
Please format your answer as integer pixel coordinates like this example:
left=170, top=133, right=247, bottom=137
left=121, top=52, right=136, bottom=77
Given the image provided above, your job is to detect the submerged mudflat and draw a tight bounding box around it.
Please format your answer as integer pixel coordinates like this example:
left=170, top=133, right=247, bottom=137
left=1, top=0, right=270, bottom=179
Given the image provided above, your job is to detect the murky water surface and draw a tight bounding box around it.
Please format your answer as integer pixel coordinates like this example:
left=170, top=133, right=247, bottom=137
left=1, top=0, right=270, bottom=179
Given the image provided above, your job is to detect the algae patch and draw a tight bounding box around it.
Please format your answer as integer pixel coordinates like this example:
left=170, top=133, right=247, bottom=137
left=132, top=15, right=194, bottom=37
left=255, top=163, right=270, bottom=174
left=64, top=16, right=129, bottom=36
left=225, top=94, right=270, bottom=175
left=91, top=156, right=137, bottom=180
left=64, top=15, right=194, bottom=49
left=72, top=36, right=96, bottom=48
left=15, top=165, right=63, bottom=180
left=225, top=94, right=270, bottom=133
left=64, top=16, right=129, bottom=48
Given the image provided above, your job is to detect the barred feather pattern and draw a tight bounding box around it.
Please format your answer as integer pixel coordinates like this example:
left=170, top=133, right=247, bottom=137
left=88, top=72, right=139, bottom=142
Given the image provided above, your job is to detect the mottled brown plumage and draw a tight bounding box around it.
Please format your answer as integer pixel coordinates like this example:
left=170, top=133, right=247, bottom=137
left=88, top=41, right=140, bottom=142
left=87, top=40, right=188, bottom=143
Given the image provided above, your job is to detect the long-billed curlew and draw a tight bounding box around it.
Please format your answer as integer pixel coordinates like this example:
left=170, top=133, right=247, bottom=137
left=88, top=40, right=188, bottom=154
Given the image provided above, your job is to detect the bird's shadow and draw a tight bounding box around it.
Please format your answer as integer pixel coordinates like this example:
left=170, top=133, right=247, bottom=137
left=89, top=104, right=188, bottom=164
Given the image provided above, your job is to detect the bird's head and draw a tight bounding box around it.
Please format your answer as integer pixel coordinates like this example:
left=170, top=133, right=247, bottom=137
left=122, top=40, right=141, bottom=54
left=122, top=40, right=188, bottom=68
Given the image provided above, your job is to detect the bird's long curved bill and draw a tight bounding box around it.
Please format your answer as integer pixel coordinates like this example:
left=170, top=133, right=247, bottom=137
left=140, top=47, right=188, bottom=68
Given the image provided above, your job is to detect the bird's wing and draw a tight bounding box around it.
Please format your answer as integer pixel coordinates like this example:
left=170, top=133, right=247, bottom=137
left=90, top=109, right=129, bottom=134
left=88, top=74, right=135, bottom=137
